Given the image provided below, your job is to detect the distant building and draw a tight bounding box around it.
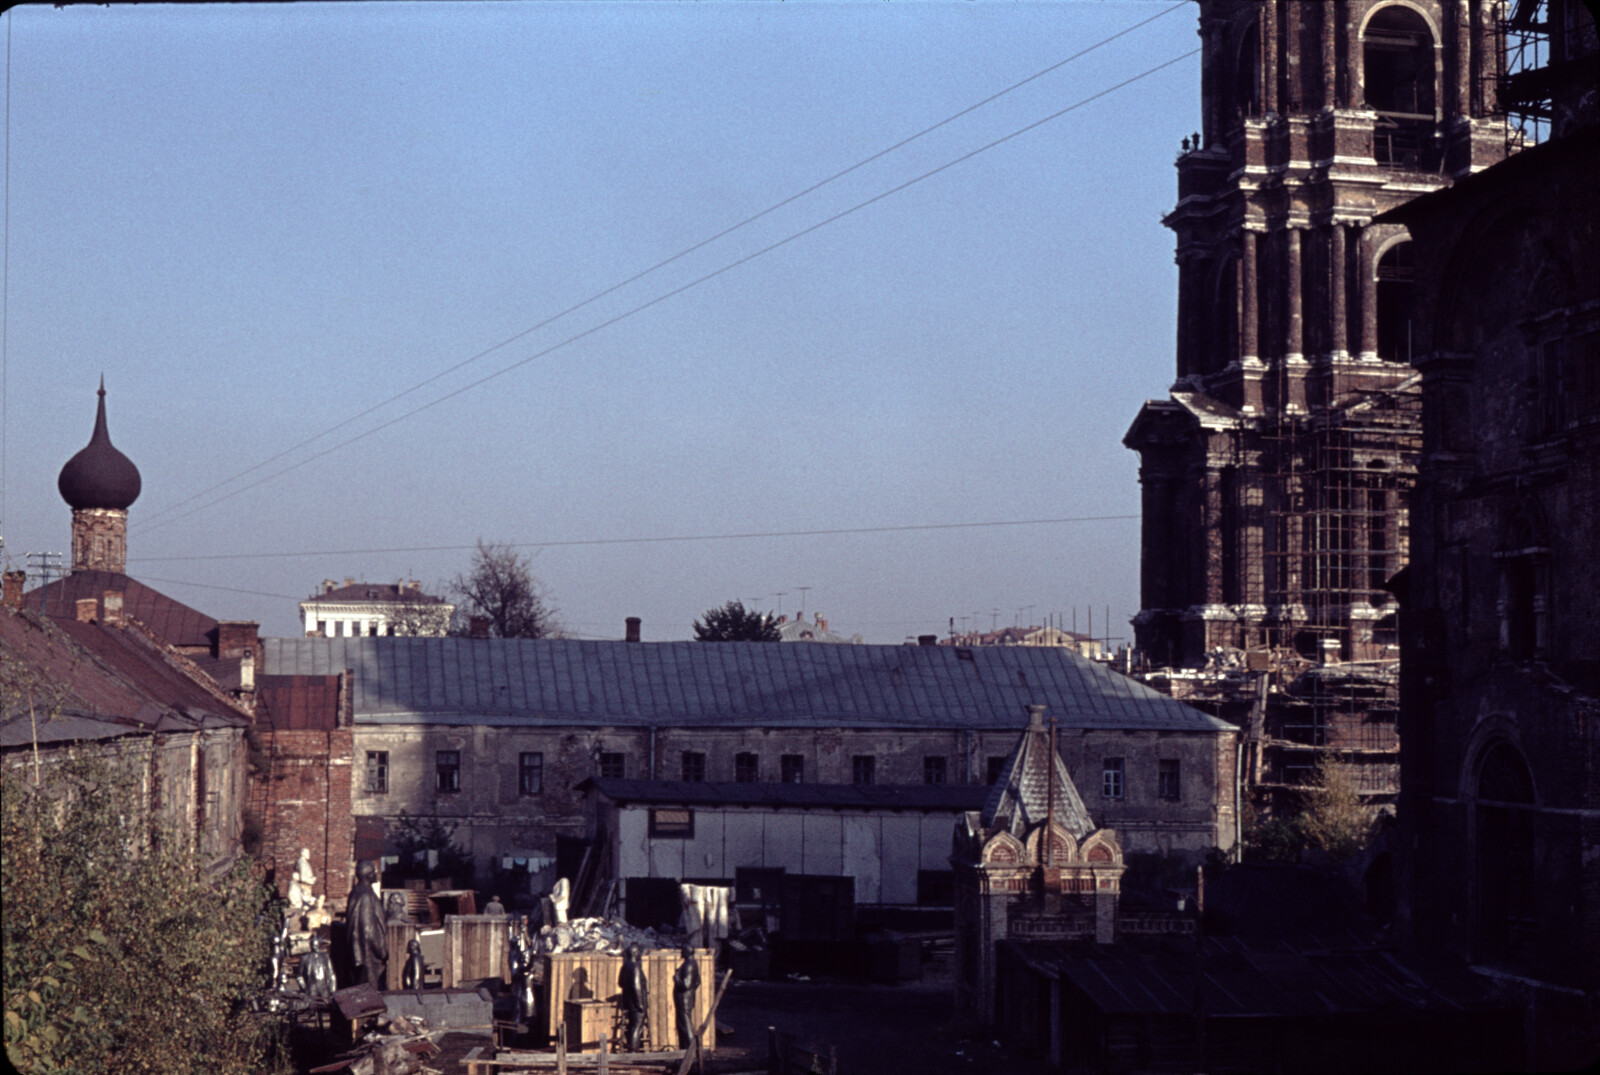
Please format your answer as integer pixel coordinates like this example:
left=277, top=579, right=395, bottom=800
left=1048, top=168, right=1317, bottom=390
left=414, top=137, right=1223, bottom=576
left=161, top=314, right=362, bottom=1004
left=773, top=611, right=859, bottom=644
left=943, top=626, right=1106, bottom=660
left=300, top=578, right=454, bottom=637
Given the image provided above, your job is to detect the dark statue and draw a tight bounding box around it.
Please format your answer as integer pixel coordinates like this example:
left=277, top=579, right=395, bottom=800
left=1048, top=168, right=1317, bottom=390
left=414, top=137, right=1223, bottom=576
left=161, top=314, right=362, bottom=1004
left=347, top=859, right=389, bottom=987
left=402, top=938, right=427, bottom=990
left=301, top=935, right=336, bottom=1001
left=672, top=945, right=700, bottom=1050
left=618, top=943, right=649, bottom=1052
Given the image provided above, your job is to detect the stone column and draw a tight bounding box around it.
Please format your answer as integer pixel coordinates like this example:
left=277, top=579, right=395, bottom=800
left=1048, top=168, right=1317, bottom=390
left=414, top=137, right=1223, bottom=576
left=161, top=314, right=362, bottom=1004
left=1329, top=223, right=1348, bottom=360
left=1476, top=0, right=1500, bottom=115
left=1356, top=228, right=1377, bottom=361
left=1322, top=1, right=1339, bottom=108
left=1262, top=0, right=1280, bottom=114
left=1346, top=1, right=1363, bottom=107
left=1455, top=0, right=1474, bottom=116
left=1286, top=229, right=1304, bottom=362
left=1241, top=231, right=1260, bottom=364
left=1204, top=469, right=1226, bottom=606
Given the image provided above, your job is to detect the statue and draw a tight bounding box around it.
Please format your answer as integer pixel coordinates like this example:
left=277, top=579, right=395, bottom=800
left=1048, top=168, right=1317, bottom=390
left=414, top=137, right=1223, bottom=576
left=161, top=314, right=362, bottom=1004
left=548, top=877, right=570, bottom=925
left=618, top=943, right=648, bottom=1052
left=401, top=938, right=427, bottom=990
left=287, top=848, right=317, bottom=914
left=347, top=859, right=389, bottom=988
left=269, top=915, right=292, bottom=990
left=484, top=894, right=506, bottom=915
left=385, top=890, right=410, bottom=923
left=301, top=935, right=336, bottom=1001
left=672, top=945, right=700, bottom=1050
left=305, top=894, right=331, bottom=932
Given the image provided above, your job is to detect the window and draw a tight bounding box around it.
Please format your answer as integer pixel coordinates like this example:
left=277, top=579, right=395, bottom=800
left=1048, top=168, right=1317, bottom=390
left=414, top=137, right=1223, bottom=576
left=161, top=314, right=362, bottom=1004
left=923, top=756, right=948, bottom=786
left=734, top=752, right=759, bottom=783
left=852, top=755, right=876, bottom=785
left=598, top=752, right=625, bottom=780
left=316, top=619, right=328, bottom=637
left=681, top=751, right=706, bottom=782
left=986, top=755, right=1008, bottom=785
left=1158, top=759, right=1181, bottom=801
left=436, top=750, right=461, bottom=794
left=649, top=807, right=694, bottom=839
left=1102, top=757, right=1124, bottom=800
left=366, top=751, right=389, bottom=794
left=519, top=752, right=543, bottom=796
left=780, top=754, right=804, bottom=784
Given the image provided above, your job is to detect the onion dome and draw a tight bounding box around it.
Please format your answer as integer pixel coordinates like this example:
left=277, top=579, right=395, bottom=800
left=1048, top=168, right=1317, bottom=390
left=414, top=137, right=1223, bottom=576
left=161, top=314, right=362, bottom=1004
left=58, top=380, right=142, bottom=511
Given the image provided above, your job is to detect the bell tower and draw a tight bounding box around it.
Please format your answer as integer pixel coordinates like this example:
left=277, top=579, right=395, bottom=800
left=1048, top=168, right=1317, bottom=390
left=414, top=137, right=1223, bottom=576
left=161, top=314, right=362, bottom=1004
left=1126, top=0, right=1511, bottom=667
left=58, top=380, right=142, bottom=574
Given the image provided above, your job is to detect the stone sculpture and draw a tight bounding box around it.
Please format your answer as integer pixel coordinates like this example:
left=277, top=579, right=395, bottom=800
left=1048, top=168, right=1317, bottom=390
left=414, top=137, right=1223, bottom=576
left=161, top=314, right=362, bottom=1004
left=402, top=938, right=427, bottom=990
left=347, top=860, right=389, bottom=987
left=618, top=943, right=648, bottom=1052
left=673, top=944, right=700, bottom=1049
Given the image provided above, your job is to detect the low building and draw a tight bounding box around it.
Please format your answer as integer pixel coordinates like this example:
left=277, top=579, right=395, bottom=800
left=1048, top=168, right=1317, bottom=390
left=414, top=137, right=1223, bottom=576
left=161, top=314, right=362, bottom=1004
left=259, top=632, right=1241, bottom=889
left=300, top=578, right=454, bottom=637
left=774, top=611, right=859, bottom=644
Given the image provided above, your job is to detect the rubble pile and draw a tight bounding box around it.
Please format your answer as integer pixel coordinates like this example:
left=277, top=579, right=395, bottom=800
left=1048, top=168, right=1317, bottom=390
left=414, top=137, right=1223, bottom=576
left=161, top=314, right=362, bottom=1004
left=534, top=916, right=683, bottom=955
left=338, top=1014, right=442, bottom=1075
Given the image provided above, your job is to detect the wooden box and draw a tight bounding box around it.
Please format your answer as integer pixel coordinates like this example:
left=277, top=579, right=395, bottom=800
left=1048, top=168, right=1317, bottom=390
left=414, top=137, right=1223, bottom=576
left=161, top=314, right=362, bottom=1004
left=563, top=998, right=613, bottom=1052
left=541, top=949, right=716, bottom=1053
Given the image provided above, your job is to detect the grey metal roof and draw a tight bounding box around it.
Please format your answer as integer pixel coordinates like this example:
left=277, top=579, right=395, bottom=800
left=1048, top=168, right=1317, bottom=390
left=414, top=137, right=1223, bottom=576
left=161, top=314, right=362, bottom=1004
left=583, top=778, right=990, bottom=812
left=260, top=637, right=1234, bottom=734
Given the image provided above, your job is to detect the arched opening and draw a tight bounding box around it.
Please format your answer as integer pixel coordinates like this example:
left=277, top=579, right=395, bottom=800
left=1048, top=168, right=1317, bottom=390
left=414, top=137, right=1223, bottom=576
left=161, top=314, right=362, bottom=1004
left=1474, top=741, right=1536, bottom=965
left=1375, top=241, right=1416, bottom=363
left=1235, top=22, right=1262, bottom=119
left=1364, top=6, right=1437, bottom=166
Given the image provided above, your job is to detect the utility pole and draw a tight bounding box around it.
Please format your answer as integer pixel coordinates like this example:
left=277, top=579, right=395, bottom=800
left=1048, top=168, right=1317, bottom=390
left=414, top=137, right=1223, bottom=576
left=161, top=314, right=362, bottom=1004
left=26, top=551, right=65, bottom=615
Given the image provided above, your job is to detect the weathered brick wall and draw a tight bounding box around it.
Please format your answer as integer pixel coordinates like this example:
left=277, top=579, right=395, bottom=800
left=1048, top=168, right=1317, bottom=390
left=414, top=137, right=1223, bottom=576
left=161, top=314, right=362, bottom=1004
left=258, top=728, right=354, bottom=908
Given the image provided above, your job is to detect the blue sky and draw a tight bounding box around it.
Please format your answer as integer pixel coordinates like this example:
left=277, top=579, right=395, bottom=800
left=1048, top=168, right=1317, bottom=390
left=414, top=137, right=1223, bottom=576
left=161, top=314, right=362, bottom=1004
left=0, top=1, right=1198, bottom=642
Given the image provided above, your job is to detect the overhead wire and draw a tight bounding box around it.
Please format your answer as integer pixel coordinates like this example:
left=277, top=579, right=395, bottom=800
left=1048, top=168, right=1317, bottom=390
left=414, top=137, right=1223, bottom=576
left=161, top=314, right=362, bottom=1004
left=134, top=44, right=1198, bottom=537
left=129, top=512, right=1139, bottom=563
left=131, top=3, right=1188, bottom=534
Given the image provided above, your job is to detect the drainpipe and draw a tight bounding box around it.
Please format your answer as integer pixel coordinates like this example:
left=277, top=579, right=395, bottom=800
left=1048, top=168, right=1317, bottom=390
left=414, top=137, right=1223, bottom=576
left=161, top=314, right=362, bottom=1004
left=648, top=727, right=656, bottom=781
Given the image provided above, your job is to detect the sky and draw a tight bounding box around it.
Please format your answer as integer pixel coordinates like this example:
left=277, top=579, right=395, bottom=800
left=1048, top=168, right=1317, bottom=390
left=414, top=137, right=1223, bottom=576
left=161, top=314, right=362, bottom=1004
left=0, top=0, right=1199, bottom=644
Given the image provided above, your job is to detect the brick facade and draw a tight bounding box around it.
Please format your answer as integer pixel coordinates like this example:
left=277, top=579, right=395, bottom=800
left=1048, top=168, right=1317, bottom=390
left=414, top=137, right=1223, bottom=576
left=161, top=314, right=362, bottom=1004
left=70, top=507, right=128, bottom=574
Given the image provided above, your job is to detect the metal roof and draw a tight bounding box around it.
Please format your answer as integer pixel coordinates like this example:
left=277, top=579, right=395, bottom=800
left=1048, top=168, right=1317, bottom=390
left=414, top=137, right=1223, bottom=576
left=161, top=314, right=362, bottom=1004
left=25, top=570, right=218, bottom=650
left=583, top=777, right=990, bottom=812
left=260, top=637, right=1234, bottom=733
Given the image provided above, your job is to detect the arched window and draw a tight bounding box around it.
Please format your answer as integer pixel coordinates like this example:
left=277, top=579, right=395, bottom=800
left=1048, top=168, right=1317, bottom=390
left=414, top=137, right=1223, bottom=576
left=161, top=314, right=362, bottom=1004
left=1235, top=22, right=1262, bottom=119
left=1213, top=255, right=1240, bottom=374
left=1375, top=241, right=1416, bottom=363
left=1364, top=7, right=1437, bottom=166
left=1474, top=741, right=1535, bottom=964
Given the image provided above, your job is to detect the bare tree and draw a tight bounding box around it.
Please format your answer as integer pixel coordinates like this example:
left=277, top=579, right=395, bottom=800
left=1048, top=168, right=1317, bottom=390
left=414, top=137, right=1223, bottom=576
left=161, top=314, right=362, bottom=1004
left=450, top=541, right=560, bottom=639
left=385, top=583, right=453, bottom=637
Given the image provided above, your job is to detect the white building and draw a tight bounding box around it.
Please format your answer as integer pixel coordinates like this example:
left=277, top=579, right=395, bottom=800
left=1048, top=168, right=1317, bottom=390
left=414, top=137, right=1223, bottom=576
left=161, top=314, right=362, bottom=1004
left=299, top=579, right=454, bottom=638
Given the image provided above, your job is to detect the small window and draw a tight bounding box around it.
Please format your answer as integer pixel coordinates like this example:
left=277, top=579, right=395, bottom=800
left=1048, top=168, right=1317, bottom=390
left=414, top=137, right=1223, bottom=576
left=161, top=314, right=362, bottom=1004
left=781, top=754, right=804, bottom=784
left=1103, top=757, right=1124, bottom=800
left=519, top=752, right=543, bottom=796
left=368, top=622, right=380, bottom=636
left=599, top=752, right=626, bottom=780
left=436, top=750, right=461, bottom=794
left=649, top=807, right=694, bottom=838
left=317, top=620, right=328, bottom=637
left=681, top=751, right=706, bottom=782
left=924, top=756, right=948, bottom=786
left=852, top=755, right=876, bottom=785
left=366, top=751, right=389, bottom=795
left=1158, top=759, right=1181, bottom=801
left=986, top=755, right=1008, bottom=785
left=734, top=752, right=759, bottom=783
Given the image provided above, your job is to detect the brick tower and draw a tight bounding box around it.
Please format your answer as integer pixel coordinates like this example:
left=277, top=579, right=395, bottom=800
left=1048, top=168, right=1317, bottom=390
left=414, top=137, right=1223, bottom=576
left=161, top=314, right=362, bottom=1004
left=58, top=379, right=142, bottom=574
left=1125, top=0, right=1511, bottom=668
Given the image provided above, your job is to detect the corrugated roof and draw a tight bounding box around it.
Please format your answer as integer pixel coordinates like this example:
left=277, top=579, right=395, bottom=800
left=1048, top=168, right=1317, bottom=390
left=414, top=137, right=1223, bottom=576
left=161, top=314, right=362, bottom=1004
left=260, top=637, right=1235, bottom=733
left=584, top=777, right=990, bottom=811
left=24, top=570, right=217, bottom=650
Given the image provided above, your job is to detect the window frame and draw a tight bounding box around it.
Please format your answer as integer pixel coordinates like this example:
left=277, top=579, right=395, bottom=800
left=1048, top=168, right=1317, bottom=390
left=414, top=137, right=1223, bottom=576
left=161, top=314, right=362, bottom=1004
left=734, top=752, right=760, bottom=783
left=1158, top=758, right=1181, bottom=801
left=852, top=755, right=876, bottom=786
left=923, top=755, right=949, bottom=786
left=681, top=751, right=706, bottom=783
left=436, top=750, right=461, bottom=794
left=366, top=750, right=389, bottom=795
left=598, top=752, right=626, bottom=780
left=519, top=752, right=544, bottom=796
left=648, top=807, right=694, bottom=839
left=780, top=754, right=804, bottom=784
left=1102, top=757, right=1125, bottom=800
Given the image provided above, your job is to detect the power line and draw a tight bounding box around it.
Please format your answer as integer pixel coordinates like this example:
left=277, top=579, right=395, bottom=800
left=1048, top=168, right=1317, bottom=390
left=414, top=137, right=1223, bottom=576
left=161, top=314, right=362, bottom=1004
left=132, top=575, right=308, bottom=601
left=134, top=46, right=1197, bottom=536
left=129, top=513, right=1139, bottom=563
left=131, top=3, right=1184, bottom=534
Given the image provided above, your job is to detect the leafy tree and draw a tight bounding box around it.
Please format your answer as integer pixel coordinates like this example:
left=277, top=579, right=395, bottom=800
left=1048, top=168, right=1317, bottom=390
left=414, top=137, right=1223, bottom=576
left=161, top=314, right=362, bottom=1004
left=2, top=754, right=287, bottom=1074
left=1295, top=754, right=1370, bottom=859
left=450, top=540, right=560, bottom=639
left=693, top=600, right=780, bottom=642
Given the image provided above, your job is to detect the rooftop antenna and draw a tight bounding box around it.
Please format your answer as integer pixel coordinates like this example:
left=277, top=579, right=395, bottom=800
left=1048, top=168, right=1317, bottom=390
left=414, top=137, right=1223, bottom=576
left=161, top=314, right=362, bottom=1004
left=26, top=550, right=64, bottom=615
left=795, top=586, right=811, bottom=615
left=772, top=591, right=787, bottom=618
left=990, top=609, right=1000, bottom=632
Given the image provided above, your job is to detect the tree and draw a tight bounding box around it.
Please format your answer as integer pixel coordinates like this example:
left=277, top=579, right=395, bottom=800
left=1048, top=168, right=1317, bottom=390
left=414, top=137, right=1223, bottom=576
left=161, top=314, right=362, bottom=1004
left=450, top=540, right=560, bottom=639
left=2, top=754, right=287, bottom=1075
left=1295, top=754, right=1371, bottom=859
left=693, top=600, right=780, bottom=642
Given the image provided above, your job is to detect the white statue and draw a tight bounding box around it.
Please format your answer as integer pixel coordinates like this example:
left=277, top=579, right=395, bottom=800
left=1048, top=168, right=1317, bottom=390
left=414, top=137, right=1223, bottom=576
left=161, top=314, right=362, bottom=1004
left=549, top=877, right=570, bottom=925
left=287, top=848, right=318, bottom=913
left=305, top=894, right=332, bottom=931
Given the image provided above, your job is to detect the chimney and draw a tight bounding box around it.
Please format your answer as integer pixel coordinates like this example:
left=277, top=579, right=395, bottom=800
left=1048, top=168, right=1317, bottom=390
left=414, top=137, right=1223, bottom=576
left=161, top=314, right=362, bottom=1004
left=918, top=634, right=937, bottom=646
left=323, top=579, right=337, bottom=594
left=469, top=616, right=491, bottom=639
left=2, top=570, right=24, bottom=610
left=1027, top=703, right=1046, bottom=728
left=344, top=577, right=355, bottom=588
left=102, top=590, right=124, bottom=627
left=625, top=617, right=641, bottom=643
left=76, top=598, right=98, bottom=623
left=215, top=620, right=260, bottom=661
left=817, top=615, right=828, bottom=633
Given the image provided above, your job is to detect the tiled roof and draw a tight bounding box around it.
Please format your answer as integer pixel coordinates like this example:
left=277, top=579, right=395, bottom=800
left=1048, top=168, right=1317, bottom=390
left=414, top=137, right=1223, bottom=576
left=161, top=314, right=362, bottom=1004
left=260, top=637, right=1235, bottom=734
left=583, top=777, right=989, bottom=812
left=981, top=709, right=1095, bottom=840
left=0, top=608, right=248, bottom=750
left=304, top=583, right=448, bottom=605
left=256, top=675, right=343, bottom=732
left=24, top=571, right=217, bottom=650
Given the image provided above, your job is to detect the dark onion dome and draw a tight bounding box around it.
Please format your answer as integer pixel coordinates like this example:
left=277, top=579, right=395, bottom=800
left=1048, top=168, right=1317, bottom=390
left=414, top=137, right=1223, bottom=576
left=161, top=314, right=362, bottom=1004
left=58, top=380, right=141, bottom=511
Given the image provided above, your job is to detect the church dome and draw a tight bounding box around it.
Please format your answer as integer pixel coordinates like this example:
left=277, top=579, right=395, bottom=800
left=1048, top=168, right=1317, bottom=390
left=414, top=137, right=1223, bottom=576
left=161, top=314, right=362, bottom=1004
left=58, top=381, right=141, bottom=511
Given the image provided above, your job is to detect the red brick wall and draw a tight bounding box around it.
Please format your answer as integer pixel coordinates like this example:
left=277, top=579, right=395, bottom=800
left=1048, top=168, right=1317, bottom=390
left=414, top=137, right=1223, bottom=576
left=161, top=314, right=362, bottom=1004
left=256, top=727, right=354, bottom=910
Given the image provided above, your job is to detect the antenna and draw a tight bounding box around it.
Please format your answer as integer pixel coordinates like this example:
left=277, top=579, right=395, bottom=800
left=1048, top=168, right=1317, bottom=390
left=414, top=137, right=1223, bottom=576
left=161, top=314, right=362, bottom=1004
left=795, top=586, right=811, bottom=614
left=772, top=591, right=787, bottom=618
left=26, top=550, right=65, bottom=615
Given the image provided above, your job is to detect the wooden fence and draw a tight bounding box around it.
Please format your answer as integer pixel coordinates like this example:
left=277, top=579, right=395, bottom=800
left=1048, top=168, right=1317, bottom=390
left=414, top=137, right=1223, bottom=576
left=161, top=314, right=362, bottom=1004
left=384, top=915, right=513, bottom=991
left=541, top=949, right=716, bottom=1054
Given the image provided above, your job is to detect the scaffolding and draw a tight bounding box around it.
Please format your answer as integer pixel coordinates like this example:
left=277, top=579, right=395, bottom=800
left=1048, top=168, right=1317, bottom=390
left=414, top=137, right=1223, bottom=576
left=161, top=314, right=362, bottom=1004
left=1500, top=0, right=1553, bottom=148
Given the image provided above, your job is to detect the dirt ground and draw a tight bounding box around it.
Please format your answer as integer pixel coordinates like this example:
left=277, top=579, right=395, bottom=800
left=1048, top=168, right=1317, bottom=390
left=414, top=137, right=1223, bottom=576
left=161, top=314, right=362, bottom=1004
left=420, top=947, right=1055, bottom=1075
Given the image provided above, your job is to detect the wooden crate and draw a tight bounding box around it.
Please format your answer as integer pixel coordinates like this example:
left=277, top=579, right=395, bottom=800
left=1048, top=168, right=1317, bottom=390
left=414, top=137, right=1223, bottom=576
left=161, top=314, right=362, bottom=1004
left=541, top=949, right=715, bottom=1053
left=441, top=914, right=513, bottom=987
